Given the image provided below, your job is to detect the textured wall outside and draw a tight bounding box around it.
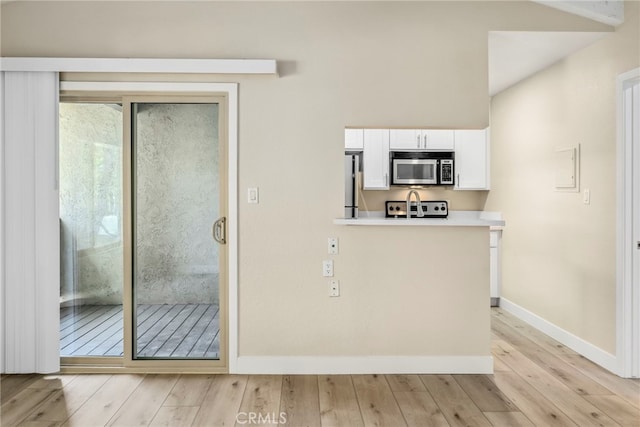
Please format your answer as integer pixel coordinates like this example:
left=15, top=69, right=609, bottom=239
left=60, top=103, right=220, bottom=306
left=135, top=103, right=220, bottom=305
left=59, top=103, right=124, bottom=306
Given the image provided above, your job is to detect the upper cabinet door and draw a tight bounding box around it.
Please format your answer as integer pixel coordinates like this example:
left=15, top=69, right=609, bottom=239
left=422, top=130, right=455, bottom=150
left=345, top=128, right=364, bottom=150
left=390, top=129, right=421, bottom=150
left=390, top=129, right=455, bottom=150
left=454, top=128, right=489, bottom=190
left=363, top=129, right=390, bottom=190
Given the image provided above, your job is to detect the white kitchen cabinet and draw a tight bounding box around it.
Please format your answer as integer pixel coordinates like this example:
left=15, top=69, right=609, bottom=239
left=390, top=129, right=421, bottom=149
left=363, top=129, right=390, bottom=190
left=390, top=129, right=454, bottom=150
left=345, top=128, right=364, bottom=150
left=454, top=128, right=490, bottom=190
left=490, top=229, right=502, bottom=307
left=423, top=130, right=455, bottom=150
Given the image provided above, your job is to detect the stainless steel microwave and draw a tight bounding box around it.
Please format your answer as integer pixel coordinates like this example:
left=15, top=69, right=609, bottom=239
left=390, top=151, right=454, bottom=186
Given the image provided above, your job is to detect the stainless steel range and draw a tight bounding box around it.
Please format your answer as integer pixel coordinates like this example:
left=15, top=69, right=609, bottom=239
left=385, top=200, right=448, bottom=218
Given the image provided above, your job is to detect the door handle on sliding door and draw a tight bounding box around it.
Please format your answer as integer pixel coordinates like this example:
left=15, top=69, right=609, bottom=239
left=212, top=217, right=227, bottom=245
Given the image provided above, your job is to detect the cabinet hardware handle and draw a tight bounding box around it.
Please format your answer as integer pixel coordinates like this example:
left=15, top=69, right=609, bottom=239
left=417, top=134, right=420, bottom=148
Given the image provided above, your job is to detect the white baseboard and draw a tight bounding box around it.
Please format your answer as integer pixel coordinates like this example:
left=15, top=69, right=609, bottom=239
left=500, top=298, right=618, bottom=374
left=235, top=356, right=493, bottom=375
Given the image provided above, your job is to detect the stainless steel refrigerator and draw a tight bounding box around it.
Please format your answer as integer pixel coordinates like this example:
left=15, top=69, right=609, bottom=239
left=344, top=153, right=359, bottom=218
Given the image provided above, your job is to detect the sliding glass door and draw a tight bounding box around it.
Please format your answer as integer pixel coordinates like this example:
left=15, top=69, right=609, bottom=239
left=60, top=96, right=227, bottom=368
left=131, top=102, right=224, bottom=360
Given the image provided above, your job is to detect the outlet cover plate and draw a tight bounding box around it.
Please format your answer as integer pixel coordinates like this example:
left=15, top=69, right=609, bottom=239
left=328, top=237, right=339, bottom=255
left=329, top=279, right=340, bottom=297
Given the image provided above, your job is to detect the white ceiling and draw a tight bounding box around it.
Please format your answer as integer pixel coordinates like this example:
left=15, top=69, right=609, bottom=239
left=488, top=31, right=609, bottom=96
left=488, top=1, right=622, bottom=96
left=532, top=0, right=624, bottom=27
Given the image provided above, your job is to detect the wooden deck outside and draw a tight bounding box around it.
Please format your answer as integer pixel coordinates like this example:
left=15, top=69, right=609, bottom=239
left=60, top=304, right=220, bottom=359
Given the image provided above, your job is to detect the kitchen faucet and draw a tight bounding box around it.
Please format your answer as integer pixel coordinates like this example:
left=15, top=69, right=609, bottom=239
left=405, top=189, right=424, bottom=218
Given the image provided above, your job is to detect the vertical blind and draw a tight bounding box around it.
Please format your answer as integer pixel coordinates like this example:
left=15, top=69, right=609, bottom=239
left=1, top=71, right=60, bottom=373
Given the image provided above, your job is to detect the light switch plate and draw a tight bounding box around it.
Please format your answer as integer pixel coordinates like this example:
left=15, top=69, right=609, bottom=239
left=583, top=188, right=590, bottom=204
left=248, top=187, right=259, bottom=204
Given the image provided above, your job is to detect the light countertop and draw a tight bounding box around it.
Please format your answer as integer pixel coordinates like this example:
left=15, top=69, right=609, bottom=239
left=334, top=211, right=505, bottom=228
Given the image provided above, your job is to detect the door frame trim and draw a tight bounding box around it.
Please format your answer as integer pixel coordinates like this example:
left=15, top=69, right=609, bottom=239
left=60, top=81, right=239, bottom=373
left=616, top=67, right=640, bottom=378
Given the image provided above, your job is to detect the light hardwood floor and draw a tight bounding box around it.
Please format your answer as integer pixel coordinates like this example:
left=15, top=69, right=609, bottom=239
left=2, top=308, right=639, bottom=426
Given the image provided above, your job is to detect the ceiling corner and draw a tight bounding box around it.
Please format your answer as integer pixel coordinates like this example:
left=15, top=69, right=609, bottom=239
left=532, top=0, right=624, bottom=26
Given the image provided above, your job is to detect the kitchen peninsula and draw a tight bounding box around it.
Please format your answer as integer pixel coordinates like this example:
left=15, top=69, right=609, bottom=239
left=332, top=127, right=504, bottom=374
left=331, top=212, right=504, bottom=374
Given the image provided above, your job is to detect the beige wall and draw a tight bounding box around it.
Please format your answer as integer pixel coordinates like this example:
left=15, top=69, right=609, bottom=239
left=1, top=1, right=614, bottom=358
left=242, top=226, right=491, bottom=356
left=485, top=1, right=639, bottom=354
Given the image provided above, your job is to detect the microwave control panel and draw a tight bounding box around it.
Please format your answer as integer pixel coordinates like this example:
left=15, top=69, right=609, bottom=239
left=440, top=159, right=454, bottom=185
left=385, top=200, right=448, bottom=218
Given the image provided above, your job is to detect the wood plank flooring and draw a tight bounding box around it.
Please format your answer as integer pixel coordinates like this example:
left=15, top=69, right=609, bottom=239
left=60, top=304, right=220, bottom=359
left=3, top=308, right=639, bottom=426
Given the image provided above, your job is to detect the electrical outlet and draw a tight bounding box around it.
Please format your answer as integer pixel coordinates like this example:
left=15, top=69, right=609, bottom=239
left=328, top=237, right=339, bottom=255
left=322, top=260, right=334, bottom=277
left=329, top=279, right=340, bottom=297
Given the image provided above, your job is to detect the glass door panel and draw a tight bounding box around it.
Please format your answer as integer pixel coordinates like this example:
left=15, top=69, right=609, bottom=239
left=132, top=103, right=221, bottom=360
left=59, top=102, right=124, bottom=358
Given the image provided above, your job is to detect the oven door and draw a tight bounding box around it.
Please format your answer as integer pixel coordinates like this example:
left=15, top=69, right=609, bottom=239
left=392, top=159, right=438, bottom=185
